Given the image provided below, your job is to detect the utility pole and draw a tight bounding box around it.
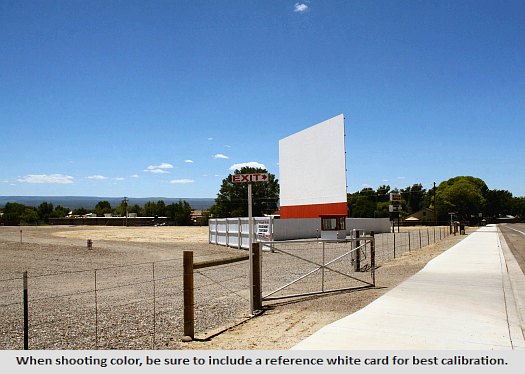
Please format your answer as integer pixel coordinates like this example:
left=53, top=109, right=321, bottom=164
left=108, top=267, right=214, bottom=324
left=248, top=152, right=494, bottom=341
left=433, top=182, right=437, bottom=225
left=123, top=197, right=128, bottom=227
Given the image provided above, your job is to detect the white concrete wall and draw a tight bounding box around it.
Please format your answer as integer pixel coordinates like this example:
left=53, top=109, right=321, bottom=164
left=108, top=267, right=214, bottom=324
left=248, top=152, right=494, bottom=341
left=347, top=218, right=391, bottom=234
left=209, top=217, right=391, bottom=249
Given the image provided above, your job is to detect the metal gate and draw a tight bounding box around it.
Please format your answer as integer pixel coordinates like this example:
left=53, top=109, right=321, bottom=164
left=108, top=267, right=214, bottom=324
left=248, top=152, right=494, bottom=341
left=260, top=235, right=375, bottom=302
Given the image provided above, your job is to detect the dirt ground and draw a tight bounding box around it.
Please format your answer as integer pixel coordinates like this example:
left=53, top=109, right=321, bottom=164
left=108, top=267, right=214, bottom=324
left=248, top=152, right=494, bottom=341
left=183, top=230, right=471, bottom=350
left=0, top=225, right=471, bottom=350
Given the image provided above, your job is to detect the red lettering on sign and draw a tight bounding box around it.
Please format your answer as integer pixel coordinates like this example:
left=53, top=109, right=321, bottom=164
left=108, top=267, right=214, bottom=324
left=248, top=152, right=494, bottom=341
left=232, top=173, right=269, bottom=183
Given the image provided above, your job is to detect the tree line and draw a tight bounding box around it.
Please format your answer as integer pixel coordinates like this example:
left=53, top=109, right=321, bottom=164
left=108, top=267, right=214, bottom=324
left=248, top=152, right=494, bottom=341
left=347, top=176, right=525, bottom=224
left=210, top=168, right=524, bottom=224
left=0, top=199, right=197, bottom=226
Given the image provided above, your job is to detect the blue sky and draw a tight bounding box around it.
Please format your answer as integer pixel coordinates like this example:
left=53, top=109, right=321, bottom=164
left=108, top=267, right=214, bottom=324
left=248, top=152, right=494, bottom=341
left=1, top=0, right=524, bottom=198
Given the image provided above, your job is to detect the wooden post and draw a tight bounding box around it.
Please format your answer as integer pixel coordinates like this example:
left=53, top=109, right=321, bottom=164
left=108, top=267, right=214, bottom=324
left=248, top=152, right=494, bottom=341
left=354, top=230, right=361, bottom=272
left=183, top=251, right=194, bottom=340
left=252, top=243, right=262, bottom=311
left=408, top=232, right=411, bottom=252
left=370, top=232, right=375, bottom=286
left=393, top=232, right=396, bottom=258
left=23, top=271, right=28, bottom=350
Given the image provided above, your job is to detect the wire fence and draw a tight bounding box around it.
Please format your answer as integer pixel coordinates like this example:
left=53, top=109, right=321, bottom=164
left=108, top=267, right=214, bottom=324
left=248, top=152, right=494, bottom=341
left=0, top=252, right=252, bottom=350
left=0, top=226, right=452, bottom=350
left=261, top=238, right=375, bottom=302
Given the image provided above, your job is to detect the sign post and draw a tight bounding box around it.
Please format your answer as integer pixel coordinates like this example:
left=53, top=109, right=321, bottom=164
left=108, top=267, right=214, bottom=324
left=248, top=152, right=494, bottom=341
left=390, top=192, right=401, bottom=232
left=232, top=173, right=269, bottom=315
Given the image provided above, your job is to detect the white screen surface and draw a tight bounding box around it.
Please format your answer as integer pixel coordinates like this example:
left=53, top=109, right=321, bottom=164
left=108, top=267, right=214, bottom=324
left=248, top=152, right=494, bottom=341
left=278, top=114, right=347, bottom=207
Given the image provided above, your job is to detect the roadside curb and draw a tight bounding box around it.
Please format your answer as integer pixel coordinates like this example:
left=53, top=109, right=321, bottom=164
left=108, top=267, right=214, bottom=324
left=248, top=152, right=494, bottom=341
left=497, top=226, right=525, bottom=349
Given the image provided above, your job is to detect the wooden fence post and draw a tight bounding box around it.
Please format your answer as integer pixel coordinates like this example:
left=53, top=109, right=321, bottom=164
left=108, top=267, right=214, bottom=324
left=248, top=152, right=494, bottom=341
left=354, top=230, right=361, bottom=272
left=23, top=271, right=28, bottom=350
left=252, top=243, right=262, bottom=311
left=183, top=251, right=194, bottom=340
left=370, top=232, right=375, bottom=287
left=393, top=232, right=396, bottom=258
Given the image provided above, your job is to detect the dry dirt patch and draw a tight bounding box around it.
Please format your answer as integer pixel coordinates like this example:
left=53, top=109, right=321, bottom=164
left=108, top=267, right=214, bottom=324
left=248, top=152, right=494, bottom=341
left=183, top=230, right=473, bottom=350
left=51, top=226, right=210, bottom=243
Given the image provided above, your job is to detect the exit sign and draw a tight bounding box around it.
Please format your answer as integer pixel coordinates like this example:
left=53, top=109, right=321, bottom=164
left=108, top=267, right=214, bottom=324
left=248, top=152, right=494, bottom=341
left=231, top=173, right=269, bottom=183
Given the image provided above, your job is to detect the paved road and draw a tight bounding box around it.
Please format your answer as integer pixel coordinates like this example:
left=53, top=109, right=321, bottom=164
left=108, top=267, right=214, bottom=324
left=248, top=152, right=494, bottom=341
left=499, top=223, right=525, bottom=274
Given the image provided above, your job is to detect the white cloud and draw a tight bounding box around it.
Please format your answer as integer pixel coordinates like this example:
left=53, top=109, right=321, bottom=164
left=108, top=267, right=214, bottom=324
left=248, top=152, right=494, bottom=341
left=144, top=168, right=169, bottom=174
left=229, top=161, right=266, bottom=171
left=114, top=177, right=125, bottom=181
left=17, top=174, right=74, bottom=184
left=397, top=176, right=406, bottom=180
left=147, top=163, right=173, bottom=170
left=131, top=174, right=140, bottom=178
left=207, top=137, right=214, bottom=141
left=294, top=2, right=309, bottom=13
left=184, top=159, right=194, bottom=163
left=88, top=175, right=108, bottom=180
left=170, top=179, right=195, bottom=184
left=145, top=162, right=174, bottom=173
left=213, top=154, right=229, bottom=159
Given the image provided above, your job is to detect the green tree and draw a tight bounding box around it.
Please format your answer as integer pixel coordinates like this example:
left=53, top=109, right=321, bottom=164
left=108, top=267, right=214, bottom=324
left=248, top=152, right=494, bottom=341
left=510, top=197, right=525, bottom=219
left=113, top=199, right=131, bottom=217
left=37, top=202, right=54, bottom=223
left=400, top=184, right=427, bottom=214
left=435, top=176, right=488, bottom=222
left=350, top=195, right=376, bottom=218
left=143, top=200, right=166, bottom=217
left=128, top=204, right=143, bottom=216
left=376, top=185, right=391, bottom=203
left=50, top=205, right=70, bottom=218
left=2, top=203, right=28, bottom=224
left=374, top=201, right=391, bottom=218
left=209, top=167, right=279, bottom=218
left=348, top=187, right=386, bottom=217
left=72, top=207, right=89, bottom=216
left=166, top=200, right=193, bottom=225
left=21, top=208, right=39, bottom=225
left=94, top=201, right=112, bottom=216
left=485, top=190, right=513, bottom=218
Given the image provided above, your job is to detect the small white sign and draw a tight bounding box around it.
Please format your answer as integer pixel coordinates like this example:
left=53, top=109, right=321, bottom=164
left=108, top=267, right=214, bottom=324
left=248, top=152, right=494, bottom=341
left=389, top=205, right=402, bottom=212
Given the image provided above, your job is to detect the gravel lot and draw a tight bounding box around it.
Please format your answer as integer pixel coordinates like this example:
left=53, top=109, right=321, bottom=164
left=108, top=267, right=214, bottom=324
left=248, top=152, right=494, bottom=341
left=0, top=225, right=466, bottom=350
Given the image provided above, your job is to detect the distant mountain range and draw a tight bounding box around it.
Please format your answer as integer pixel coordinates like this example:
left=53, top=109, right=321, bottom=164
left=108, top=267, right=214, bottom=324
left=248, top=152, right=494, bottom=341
left=0, top=196, right=216, bottom=210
